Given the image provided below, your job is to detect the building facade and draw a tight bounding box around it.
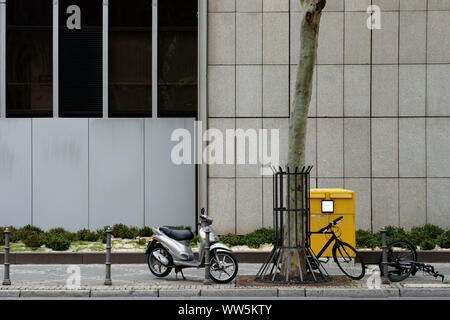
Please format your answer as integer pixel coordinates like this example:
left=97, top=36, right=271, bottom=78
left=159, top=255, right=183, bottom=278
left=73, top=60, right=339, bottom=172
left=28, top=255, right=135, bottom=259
left=0, top=0, right=449, bottom=234
left=206, top=0, right=450, bottom=234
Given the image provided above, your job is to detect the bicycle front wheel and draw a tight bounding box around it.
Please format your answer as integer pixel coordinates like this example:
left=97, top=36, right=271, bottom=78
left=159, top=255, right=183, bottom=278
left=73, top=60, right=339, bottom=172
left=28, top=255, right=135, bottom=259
left=333, top=241, right=365, bottom=280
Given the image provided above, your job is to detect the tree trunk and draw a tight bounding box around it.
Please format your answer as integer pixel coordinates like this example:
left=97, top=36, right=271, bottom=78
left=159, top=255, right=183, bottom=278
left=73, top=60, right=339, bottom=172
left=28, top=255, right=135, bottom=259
left=282, top=0, right=326, bottom=279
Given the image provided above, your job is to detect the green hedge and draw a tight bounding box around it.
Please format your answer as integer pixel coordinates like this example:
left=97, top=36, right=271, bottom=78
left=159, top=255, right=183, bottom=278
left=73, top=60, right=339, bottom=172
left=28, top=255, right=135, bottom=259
left=45, top=233, right=71, bottom=251
left=0, top=224, right=155, bottom=249
left=437, top=231, right=450, bottom=249
left=356, top=224, right=448, bottom=250
left=23, top=231, right=45, bottom=248
left=220, top=228, right=274, bottom=249
left=1, top=223, right=447, bottom=251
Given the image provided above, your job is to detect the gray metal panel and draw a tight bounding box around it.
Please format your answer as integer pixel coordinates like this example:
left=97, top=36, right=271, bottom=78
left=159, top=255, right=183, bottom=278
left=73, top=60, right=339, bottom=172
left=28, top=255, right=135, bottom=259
left=145, top=118, right=196, bottom=229
left=32, top=119, right=89, bottom=231
left=89, top=119, right=144, bottom=229
left=0, top=119, right=32, bottom=226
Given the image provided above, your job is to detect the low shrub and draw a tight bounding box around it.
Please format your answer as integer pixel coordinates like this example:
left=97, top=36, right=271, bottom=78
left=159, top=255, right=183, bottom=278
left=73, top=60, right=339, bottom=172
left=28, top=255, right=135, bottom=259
left=243, top=228, right=274, bottom=248
left=112, top=224, right=128, bottom=238
left=409, top=224, right=445, bottom=246
left=191, top=234, right=201, bottom=246
left=420, top=239, right=436, bottom=251
left=47, top=228, right=76, bottom=242
left=23, top=231, right=44, bottom=248
left=437, top=231, right=450, bottom=249
left=385, top=226, right=408, bottom=244
left=138, top=226, right=153, bottom=237
left=356, top=224, right=448, bottom=249
left=11, top=225, right=44, bottom=242
left=45, top=233, right=71, bottom=251
left=96, top=227, right=108, bottom=244
left=112, top=224, right=139, bottom=239
left=243, top=236, right=263, bottom=248
left=0, top=227, right=5, bottom=246
left=76, top=229, right=99, bottom=242
left=128, top=227, right=140, bottom=239
left=220, top=234, right=244, bottom=247
left=356, top=230, right=378, bottom=249
left=9, top=226, right=20, bottom=242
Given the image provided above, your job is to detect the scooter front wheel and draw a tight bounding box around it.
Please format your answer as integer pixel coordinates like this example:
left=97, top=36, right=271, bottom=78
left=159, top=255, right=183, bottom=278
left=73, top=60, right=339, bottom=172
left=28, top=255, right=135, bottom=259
left=148, top=244, right=173, bottom=278
left=209, top=251, right=238, bottom=284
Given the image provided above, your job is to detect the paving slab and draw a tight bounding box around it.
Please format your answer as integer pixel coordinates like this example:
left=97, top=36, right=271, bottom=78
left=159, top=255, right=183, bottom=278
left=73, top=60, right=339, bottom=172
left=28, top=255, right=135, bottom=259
left=0, top=290, right=21, bottom=297
left=278, top=288, right=306, bottom=297
left=0, top=263, right=448, bottom=298
left=20, top=290, right=90, bottom=298
left=403, top=283, right=450, bottom=288
left=400, top=288, right=450, bottom=297
left=90, top=290, right=158, bottom=297
left=159, top=289, right=201, bottom=297
left=201, top=288, right=278, bottom=297
left=305, top=288, right=400, bottom=298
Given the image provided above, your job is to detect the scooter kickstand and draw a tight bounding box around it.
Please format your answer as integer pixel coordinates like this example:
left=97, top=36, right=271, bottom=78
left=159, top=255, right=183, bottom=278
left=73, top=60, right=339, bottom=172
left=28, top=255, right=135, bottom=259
left=175, top=268, right=186, bottom=281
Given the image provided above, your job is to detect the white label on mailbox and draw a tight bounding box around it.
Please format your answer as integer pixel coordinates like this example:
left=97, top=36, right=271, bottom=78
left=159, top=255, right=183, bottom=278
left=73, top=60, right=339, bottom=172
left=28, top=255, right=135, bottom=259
left=322, top=200, right=334, bottom=213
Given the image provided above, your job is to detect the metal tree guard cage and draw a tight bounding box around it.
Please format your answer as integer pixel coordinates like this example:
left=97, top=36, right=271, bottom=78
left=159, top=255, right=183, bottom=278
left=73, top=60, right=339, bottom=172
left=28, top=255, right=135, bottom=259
left=255, top=166, right=330, bottom=284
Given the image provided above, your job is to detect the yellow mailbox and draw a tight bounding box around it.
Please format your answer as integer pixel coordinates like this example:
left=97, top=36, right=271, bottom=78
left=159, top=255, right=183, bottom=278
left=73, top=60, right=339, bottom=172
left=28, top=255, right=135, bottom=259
left=308, top=189, right=355, bottom=257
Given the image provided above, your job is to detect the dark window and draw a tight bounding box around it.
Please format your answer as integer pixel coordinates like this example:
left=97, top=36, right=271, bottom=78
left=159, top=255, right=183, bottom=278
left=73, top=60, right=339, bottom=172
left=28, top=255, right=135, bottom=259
left=158, top=0, right=198, bottom=118
left=108, top=0, right=152, bottom=117
left=59, top=0, right=103, bottom=117
left=6, top=0, right=53, bottom=117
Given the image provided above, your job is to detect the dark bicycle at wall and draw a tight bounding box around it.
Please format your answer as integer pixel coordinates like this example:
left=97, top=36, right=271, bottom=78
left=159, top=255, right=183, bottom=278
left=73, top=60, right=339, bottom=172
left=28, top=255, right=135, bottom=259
left=309, top=216, right=366, bottom=280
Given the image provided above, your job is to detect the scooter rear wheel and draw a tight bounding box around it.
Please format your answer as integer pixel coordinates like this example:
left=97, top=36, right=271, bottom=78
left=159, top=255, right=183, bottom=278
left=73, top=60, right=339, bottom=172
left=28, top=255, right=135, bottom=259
left=148, top=244, right=173, bottom=277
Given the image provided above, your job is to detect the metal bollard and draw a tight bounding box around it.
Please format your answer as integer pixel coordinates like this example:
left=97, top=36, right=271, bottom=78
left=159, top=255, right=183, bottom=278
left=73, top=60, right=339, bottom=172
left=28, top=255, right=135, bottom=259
left=3, top=228, right=11, bottom=286
left=203, top=226, right=212, bottom=285
left=380, top=227, right=390, bottom=285
left=104, top=227, right=112, bottom=285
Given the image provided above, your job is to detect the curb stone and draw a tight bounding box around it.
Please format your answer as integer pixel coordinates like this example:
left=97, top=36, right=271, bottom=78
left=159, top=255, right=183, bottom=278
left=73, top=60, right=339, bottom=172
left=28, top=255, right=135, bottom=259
left=305, top=288, right=400, bottom=298
left=20, top=290, right=90, bottom=298
left=278, top=288, right=306, bottom=297
left=159, top=289, right=201, bottom=297
left=1, top=286, right=449, bottom=298
left=201, top=288, right=278, bottom=297
left=400, top=288, right=450, bottom=297
left=0, top=290, right=21, bottom=297
left=90, top=290, right=158, bottom=297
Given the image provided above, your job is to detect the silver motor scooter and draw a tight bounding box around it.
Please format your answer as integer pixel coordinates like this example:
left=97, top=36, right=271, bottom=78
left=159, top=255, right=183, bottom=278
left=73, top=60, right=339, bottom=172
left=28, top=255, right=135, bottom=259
left=146, top=208, right=238, bottom=283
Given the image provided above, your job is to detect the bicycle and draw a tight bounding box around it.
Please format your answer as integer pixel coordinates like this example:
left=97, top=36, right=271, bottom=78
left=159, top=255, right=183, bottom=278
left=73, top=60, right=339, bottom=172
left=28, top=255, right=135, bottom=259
left=379, top=239, right=444, bottom=282
left=308, top=216, right=366, bottom=280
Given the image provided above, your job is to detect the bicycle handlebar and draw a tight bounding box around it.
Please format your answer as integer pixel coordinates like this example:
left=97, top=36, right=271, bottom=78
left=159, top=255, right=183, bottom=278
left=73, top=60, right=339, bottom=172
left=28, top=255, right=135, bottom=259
left=333, top=216, right=344, bottom=224
left=317, top=216, right=344, bottom=233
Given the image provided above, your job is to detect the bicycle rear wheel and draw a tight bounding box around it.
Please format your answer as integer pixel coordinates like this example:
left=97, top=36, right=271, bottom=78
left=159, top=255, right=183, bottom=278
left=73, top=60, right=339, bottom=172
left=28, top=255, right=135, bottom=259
left=379, top=240, right=417, bottom=282
left=333, top=241, right=365, bottom=280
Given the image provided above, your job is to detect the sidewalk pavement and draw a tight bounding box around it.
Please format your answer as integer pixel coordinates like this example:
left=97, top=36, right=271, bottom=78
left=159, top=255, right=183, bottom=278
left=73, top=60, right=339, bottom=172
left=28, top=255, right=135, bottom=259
left=0, top=263, right=449, bottom=298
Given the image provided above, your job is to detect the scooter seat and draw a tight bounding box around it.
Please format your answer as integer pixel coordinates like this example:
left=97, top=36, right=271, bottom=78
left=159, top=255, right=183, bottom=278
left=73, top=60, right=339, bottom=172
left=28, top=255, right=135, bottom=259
left=160, top=227, right=195, bottom=241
